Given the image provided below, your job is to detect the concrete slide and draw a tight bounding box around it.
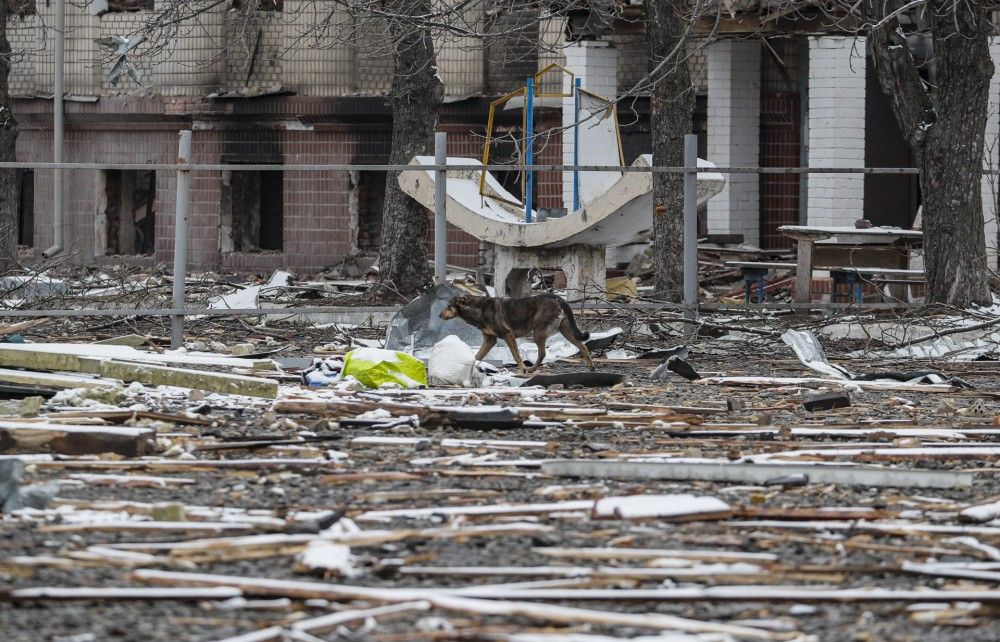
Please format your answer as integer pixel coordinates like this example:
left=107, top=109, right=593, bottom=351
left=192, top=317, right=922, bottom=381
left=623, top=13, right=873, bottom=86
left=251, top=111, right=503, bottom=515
left=398, top=154, right=725, bottom=249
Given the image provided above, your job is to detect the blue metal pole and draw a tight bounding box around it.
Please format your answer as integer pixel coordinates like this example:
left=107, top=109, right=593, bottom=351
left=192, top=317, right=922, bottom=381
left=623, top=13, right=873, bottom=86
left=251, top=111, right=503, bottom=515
left=573, top=77, right=581, bottom=212
left=525, top=77, right=534, bottom=223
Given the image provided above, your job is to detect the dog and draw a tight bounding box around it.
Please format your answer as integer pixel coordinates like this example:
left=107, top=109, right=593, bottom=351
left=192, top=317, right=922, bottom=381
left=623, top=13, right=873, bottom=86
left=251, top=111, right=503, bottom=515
left=439, top=293, right=594, bottom=373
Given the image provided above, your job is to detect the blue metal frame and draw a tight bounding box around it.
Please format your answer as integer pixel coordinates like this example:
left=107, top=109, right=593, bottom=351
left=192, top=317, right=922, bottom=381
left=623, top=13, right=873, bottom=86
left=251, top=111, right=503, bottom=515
left=524, top=77, right=535, bottom=223
left=573, top=77, right=581, bottom=212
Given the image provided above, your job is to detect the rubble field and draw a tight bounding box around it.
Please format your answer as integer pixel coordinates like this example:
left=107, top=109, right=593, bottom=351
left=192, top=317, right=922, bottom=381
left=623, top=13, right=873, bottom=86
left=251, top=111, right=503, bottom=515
left=2, top=278, right=1000, bottom=642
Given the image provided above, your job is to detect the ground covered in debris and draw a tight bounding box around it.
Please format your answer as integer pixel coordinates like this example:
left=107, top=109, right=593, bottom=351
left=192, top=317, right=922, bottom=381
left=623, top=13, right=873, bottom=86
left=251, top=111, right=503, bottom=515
left=3, top=291, right=1000, bottom=642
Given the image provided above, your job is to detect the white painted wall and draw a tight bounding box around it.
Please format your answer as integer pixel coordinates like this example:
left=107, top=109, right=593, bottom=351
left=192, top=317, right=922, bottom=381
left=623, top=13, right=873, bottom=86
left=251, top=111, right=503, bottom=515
left=707, top=40, right=760, bottom=245
left=807, top=36, right=866, bottom=227
left=562, top=41, right=619, bottom=211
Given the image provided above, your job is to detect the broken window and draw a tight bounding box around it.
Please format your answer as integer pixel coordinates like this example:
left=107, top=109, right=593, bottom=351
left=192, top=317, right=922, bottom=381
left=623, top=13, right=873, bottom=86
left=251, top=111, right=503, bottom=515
left=220, top=169, right=283, bottom=253
left=17, top=169, right=33, bottom=248
left=8, top=0, right=36, bottom=17
left=105, top=0, right=154, bottom=11
left=101, top=169, right=156, bottom=255
left=233, top=0, right=283, bottom=10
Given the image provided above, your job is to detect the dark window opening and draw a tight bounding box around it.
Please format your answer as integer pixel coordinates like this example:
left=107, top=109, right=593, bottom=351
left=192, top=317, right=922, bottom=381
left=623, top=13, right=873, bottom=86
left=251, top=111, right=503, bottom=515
left=8, top=0, right=36, bottom=17
left=17, top=169, right=33, bottom=247
left=106, top=0, right=154, bottom=12
left=233, top=0, right=283, bottom=10
left=864, top=55, right=920, bottom=229
left=221, top=169, right=283, bottom=252
left=357, top=170, right=385, bottom=253
left=102, top=169, right=156, bottom=255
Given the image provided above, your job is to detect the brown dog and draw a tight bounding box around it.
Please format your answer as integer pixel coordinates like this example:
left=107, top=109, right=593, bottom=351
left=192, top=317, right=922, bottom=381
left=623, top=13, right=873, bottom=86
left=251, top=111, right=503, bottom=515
left=440, top=293, right=594, bottom=373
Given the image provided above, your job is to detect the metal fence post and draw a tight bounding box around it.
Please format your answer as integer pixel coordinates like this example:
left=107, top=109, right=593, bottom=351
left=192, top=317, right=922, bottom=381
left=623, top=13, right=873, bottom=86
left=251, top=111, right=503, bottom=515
left=683, top=134, right=698, bottom=320
left=171, top=130, right=193, bottom=349
left=524, top=76, right=535, bottom=223
left=44, top=0, right=65, bottom=258
left=434, top=131, right=447, bottom=284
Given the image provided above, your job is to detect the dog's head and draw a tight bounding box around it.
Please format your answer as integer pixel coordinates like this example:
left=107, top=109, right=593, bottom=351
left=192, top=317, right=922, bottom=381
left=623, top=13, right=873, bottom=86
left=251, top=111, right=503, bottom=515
left=440, top=295, right=473, bottom=320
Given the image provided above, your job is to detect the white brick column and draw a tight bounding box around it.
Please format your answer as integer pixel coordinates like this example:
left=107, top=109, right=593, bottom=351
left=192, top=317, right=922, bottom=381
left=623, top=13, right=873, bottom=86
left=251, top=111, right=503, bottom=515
left=562, top=41, right=618, bottom=211
left=707, top=40, right=760, bottom=245
left=982, top=37, right=1000, bottom=269
left=807, top=36, right=866, bottom=227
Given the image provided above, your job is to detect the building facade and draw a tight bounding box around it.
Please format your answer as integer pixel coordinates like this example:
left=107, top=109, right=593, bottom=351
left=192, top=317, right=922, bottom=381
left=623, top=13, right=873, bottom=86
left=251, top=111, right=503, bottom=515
left=6, top=2, right=1000, bottom=272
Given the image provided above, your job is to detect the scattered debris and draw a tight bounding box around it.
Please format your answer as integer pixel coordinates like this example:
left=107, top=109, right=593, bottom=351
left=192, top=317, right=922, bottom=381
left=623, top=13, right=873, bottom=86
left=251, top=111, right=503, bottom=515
left=2, top=268, right=1000, bottom=641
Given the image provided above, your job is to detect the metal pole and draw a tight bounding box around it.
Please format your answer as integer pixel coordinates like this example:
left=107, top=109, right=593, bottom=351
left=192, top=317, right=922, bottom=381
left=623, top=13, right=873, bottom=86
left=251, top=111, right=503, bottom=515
left=573, top=77, right=581, bottom=212
left=524, top=77, right=534, bottom=223
left=171, top=130, right=193, bottom=349
left=683, top=134, right=698, bottom=320
left=44, top=0, right=65, bottom=257
left=433, top=131, right=448, bottom=284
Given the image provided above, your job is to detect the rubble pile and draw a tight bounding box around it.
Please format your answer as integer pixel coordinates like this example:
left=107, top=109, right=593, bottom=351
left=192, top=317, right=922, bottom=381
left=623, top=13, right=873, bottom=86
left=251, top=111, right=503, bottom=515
left=1, top=275, right=1000, bottom=641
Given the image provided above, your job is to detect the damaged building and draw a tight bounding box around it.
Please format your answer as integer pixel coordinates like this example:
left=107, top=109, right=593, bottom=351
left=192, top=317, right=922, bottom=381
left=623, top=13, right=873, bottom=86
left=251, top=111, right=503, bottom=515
left=5, top=1, right=999, bottom=274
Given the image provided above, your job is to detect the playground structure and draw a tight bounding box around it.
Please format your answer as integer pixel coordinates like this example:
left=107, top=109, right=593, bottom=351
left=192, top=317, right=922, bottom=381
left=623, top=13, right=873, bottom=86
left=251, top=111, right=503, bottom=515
left=399, top=65, right=726, bottom=298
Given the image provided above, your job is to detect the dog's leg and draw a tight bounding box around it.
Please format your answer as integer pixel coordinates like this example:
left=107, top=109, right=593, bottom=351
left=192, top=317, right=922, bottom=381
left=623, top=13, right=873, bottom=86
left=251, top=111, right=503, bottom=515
left=528, top=330, right=547, bottom=372
left=502, top=333, right=526, bottom=373
left=475, top=335, right=497, bottom=361
left=560, top=321, right=595, bottom=371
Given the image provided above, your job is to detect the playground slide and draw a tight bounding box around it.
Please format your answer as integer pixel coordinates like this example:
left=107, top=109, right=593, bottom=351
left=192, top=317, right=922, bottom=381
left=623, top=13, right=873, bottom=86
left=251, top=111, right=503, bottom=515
left=398, top=154, right=725, bottom=249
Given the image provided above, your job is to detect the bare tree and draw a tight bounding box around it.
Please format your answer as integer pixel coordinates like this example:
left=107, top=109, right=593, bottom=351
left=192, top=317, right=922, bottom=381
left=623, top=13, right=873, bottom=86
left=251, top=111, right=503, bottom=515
left=0, top=0, right=18, bottom=273
left=377, top=0, right=443, bottom=296
left=862, top=0, right=994, bottom=307
left=644, top=0, right=694, bottom=301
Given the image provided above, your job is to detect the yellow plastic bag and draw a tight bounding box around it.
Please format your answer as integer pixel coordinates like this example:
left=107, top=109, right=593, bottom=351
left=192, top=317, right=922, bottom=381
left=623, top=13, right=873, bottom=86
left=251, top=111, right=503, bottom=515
left=341, top=348, right=427, bottom=389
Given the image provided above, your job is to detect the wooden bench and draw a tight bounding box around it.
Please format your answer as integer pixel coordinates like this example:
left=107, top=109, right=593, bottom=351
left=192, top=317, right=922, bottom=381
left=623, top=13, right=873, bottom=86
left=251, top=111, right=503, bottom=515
left=727, top=262, right=924, bottom=304
left=828, top=267, right=925, bottom=303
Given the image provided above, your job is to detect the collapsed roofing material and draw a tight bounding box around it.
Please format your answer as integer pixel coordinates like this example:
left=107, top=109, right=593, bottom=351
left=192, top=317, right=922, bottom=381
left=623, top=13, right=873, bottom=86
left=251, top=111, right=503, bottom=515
left=781, top=329, right=971, bottom=389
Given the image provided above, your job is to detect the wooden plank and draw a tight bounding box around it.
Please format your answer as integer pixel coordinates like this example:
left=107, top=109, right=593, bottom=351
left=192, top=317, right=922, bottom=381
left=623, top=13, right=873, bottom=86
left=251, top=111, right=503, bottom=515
left=532, top=547, right=779, bottom=563
left=0, top=347, right=278, bottom=398
left=0, top=422, right=154, bottom=456
left=130, top=570, right=786, bottom=640
left=38, top=521, right=259, bottom=535
left=541, top=459, right=973, bottom=489
left=2, top=586, right=242, bottom=602
left=794, top=238, right=813, bottom=303
left=291, top=601, right=432, bottom=634
left=0, top=367, right=120, bottom=390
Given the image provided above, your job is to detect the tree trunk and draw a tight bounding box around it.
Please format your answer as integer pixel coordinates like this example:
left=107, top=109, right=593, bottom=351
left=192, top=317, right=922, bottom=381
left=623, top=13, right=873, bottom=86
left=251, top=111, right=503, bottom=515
left=867, top=0, right=992, bottom=307
left=376, top=0, right=443, bottom=298
left=645, top=0, right=693, bottom=302
left=0, top=0, right=18, bottom=274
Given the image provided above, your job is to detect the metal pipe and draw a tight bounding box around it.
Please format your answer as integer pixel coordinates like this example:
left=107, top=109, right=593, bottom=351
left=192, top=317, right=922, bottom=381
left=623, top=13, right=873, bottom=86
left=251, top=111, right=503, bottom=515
left=682, top=134, right=698, bottom=320
left=573, top=77, right=581, bottom=212
left=433, top=131, right=448, bottom=284
left=44, top=0, right=65, bottom=257
left=0, top=161, right=931, bottom=174
left=524, top=77, right=534, bottom=223
left=171, top=130, right=193, bottom=349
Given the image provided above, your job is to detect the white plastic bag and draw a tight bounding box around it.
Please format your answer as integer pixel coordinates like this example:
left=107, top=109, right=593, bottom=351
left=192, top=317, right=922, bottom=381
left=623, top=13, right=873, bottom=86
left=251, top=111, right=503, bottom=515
left=428, top=335, right=476, bottom=387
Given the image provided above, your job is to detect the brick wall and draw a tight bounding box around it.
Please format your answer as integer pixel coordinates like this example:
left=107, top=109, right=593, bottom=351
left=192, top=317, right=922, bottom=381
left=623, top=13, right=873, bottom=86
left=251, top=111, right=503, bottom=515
left=707, top=39, right=760, bottom=245
left=807, top=36, right=866, bottom=227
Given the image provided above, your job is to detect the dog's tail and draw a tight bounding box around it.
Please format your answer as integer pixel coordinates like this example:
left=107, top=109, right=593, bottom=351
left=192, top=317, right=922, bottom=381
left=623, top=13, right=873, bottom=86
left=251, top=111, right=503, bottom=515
left=558, top=298, right=590, bottom=341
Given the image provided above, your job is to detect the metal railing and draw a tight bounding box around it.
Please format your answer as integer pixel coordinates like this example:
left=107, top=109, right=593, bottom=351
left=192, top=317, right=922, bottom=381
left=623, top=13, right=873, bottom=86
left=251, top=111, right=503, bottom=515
left=0, top=129, right=975, bottom=347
